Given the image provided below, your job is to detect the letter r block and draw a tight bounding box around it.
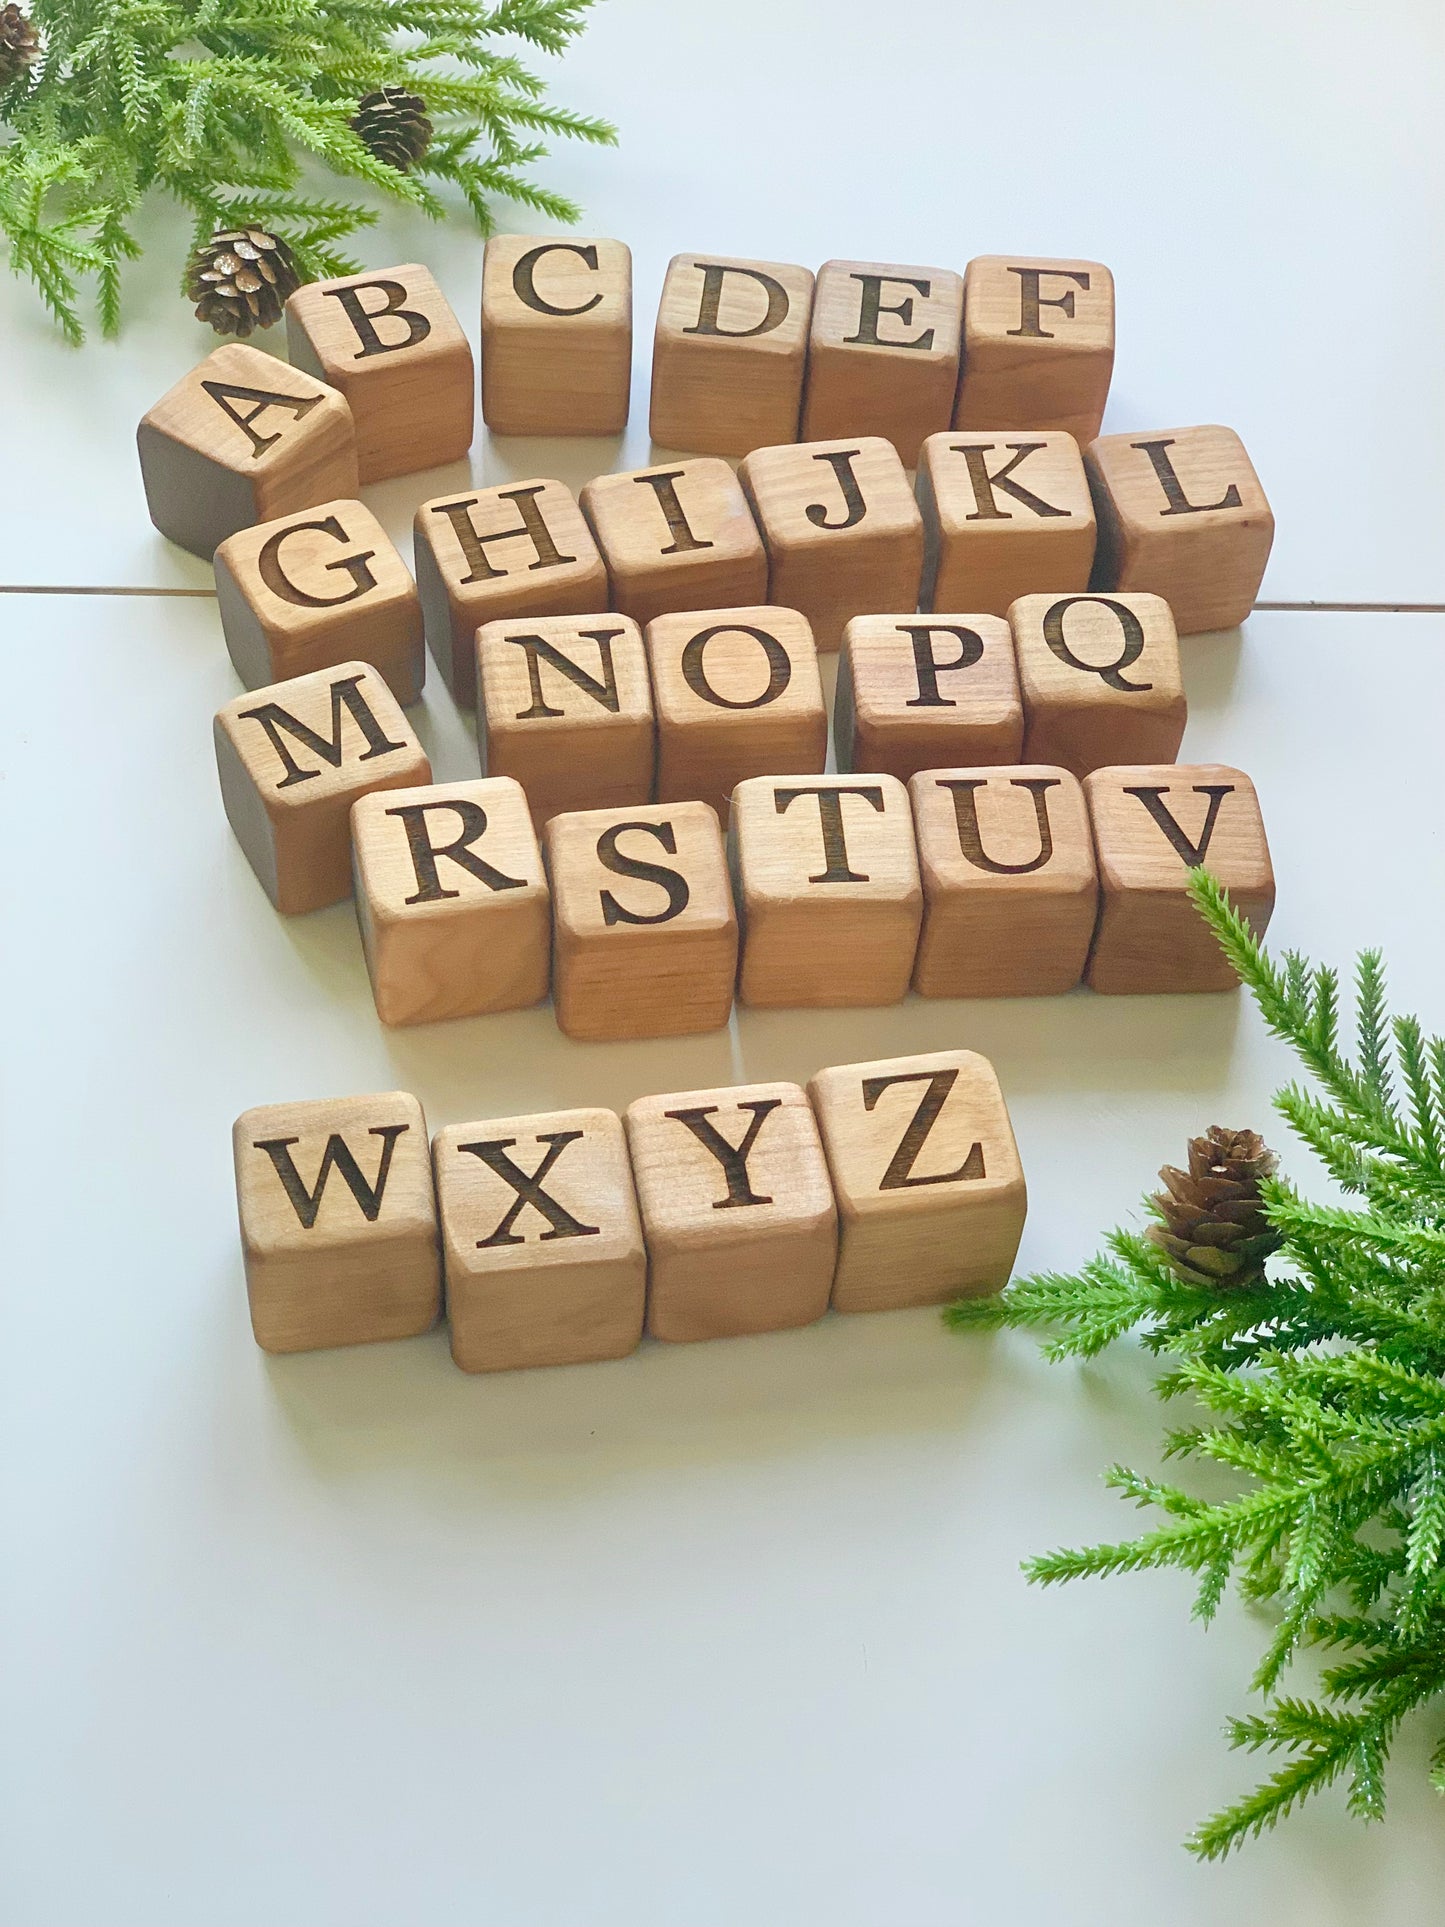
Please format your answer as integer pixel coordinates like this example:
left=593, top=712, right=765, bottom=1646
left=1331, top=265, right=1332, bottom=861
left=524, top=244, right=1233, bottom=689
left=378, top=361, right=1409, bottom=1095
left=579, top=459, right=767, bottom=629
left=1011, top=591, right=1185, bottom=777
left=481, top=235, right=632, bottom=436
left=917, top=431, right=1096, bottom=618
left=956, top=256, right=1115, bottom=446
left=650, top=254, right=815, bottom=456
left=834, top=613, right=1023, bottom=782
left=801, top=259, right=964, bottom=466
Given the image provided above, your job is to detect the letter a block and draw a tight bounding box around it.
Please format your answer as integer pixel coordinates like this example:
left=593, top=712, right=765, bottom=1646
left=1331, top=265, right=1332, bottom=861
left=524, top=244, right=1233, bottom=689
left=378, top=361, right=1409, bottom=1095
left=1011, top=592, right=1185, bottom=777
left=626, top=1083, right=837, bottom=1342
left=917, top=431, right=1096, bottom=618
left=801, top=259, right=964, bottom=466
left=1084, top=763, right=1275, bottom=994
left=650, top=255, right=814, bottom=456
left=214, top=661, right=430, bottom=914
left=481, top=236, right=632, bottom=436
left=434, top=1109, right=646, bottom=1372
left=138, top=344, right=358, bottom=559
left=234, top=1090, right=440, bottom=1353
left=834, top=613, right=1023, bottom=781
left=579, top=459, right=766, bottom=629
left=956, top=257, right=1115, bottom=446
left=809, top=1049, right=1027, bottom=1311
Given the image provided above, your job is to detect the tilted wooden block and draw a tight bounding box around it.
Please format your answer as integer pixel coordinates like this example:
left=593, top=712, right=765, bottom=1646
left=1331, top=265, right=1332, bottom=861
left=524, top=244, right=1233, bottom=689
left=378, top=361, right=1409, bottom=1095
left=137, top=343, right=358, bottom=559
left=434, top=1107, right=646, bottom=1372
left=1086, top=424, right=1274, bottom=633
left=800, top=259, right=963, bottom=467
left=1084, top=763, right=1275, bottom=994
left=213, top=497, right=425, bottom=704
left=730, top=773, right=922, bottom=1007
left=414, top=478, right=608, bottom=707
left=809, top=1048, right=1027, bottom=1311
left=910, top=764, right=1098, bottom=998
left=545, top=801, right=738, bottom=1041
left=738, top=436, right=924, bottom=652
left=955, top=256, right=1115, bottom=446
left=351, top=777, right=550, bottom=1026
left=917, top=430, right=1096, bottom=617
left=1011, top=591, right=1185, bottom=777
left=214, top=660, right=430, bottom=914
left=579, top=458, right=766, bottom=628
left=834, top=613, right=1023, bottom=782
left=650, top=254, right=814, bottom=456
left=480, top=236, right=632, bottom=436
left=626, top=1082, right=837, bottom=1342
left=234, top=1090, right=439, bottom=1353
left=284, top=263, right=474, bottom=484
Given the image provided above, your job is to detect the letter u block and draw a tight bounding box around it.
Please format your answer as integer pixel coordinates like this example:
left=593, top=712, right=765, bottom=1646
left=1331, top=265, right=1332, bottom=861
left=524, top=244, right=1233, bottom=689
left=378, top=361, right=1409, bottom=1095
left=834, top=613, right=1023, bottom=782
left=955, top=256, right=1115, bottom=446
left=917, top=430, right=1096, bottom=618
left=1011, top=591, right=1185, bottom=777
left=801, top=259, right=964, bottom=466
left=650, top=255, right=815, bottom=456
left=481, top=236, right=632, bottom=436
left=579, top=459, right=767, bottom=628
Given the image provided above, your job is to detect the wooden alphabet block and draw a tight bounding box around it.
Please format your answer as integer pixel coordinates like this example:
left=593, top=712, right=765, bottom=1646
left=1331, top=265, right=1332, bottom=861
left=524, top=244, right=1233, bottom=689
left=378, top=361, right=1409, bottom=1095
left=413, top=478, right=608, bottom=707
left=545, top=801, right=738, bottom=1041
left=477, top=614, right=654, bottom=829
left=1086, top=425, right=1274, bottom=633
left=626, top=1083, right=837, bottom=1342
left=213, top=497, right=425, bottom=704
left=647, top=604, right=827, bottom=820
left=729, top=774, right=922, bottom=1007
left=1084, top=763, right=1275, bottom=994
left=910, top=765, right=1097, bottom=997
left=434, top=1108, right=645, bottom=1372
left=800, top=259, right=964, bottom=466
left=137, top=343, right=358, bottom=559
left=917, top=430, right=1095, bottom=618
left=284, top=264, right=474, bottom=484
left=650, top=254, right=814, bottom=456
left=738, top=436, right=925, bottom=652
left=480, top=236, right=632, bottom=436
left=351, top=777, right=550, bottom=1026
left=834, top=613, right=1023, bottom=782
left=234, top=1090, right=439, bottom=1353
left=214, top=661, right=430, bottom=914
left=809, top=1049, right=1026, bottom=1311
left=955, top=256, right=1115, bottom=446
left=1010, top=591, right=1185, bottom=777
left=579, top=458, right=766, bottom=629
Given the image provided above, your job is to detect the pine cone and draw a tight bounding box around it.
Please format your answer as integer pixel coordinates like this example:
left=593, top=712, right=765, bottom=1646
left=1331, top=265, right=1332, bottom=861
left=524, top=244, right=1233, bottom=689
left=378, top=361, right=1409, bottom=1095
left=351, top=86, right=433, bottom=172
left=186, top=228, right=302, bottom=338
left=0, top=5, right=40, bottom=84
left=1147, top=1127, right=1281, bottom=1289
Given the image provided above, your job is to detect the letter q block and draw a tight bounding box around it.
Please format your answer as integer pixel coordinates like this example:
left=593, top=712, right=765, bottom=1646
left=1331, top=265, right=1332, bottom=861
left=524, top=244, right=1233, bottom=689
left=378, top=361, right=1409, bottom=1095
left=650, top=254, right=815, bottom=456
left=481, top=236, right=632, bottom=436
left=1011, top=591, right=1185, bottom=777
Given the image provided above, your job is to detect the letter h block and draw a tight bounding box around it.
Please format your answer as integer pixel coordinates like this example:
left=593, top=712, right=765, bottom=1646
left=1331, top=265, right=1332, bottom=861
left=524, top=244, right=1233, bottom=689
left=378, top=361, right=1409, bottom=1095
left=650, top=255, right=815, bottom=456
left=801, top=259, right=964, bottom=466
left=579, top=459, right=767, bottom=629
left=1011, top=591, right=1185, bottom=777
left=956, top=256, right=1115, bottom=446
left=834, top=613, right=1023, bottom=782
left=917, top=430, right=1096, bottom=618
left=481, top=236, right=632, bottom=436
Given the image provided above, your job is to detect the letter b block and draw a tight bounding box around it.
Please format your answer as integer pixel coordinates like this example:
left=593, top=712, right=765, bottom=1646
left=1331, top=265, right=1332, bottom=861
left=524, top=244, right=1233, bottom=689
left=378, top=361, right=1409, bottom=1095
left=1011, top=591, right=1185, bottom=777
left=580, top=459, right=767, bottom=629
left=481, top=236, right=632, bottom=436
left=917, top=431, right=1096, bottom=618
left=801, top=259, right=964, bottom=466
left=650, top=255, right=815, bottom=456
left=956, top=256, right=1115, bottom=446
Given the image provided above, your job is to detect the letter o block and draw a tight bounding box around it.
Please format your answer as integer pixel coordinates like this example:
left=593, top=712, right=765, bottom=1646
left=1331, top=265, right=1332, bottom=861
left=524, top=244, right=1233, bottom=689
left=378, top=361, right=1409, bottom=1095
left=1011, top=591, right=1185, bottom=777
left=801, top=259, right=964, bottom=466
left=956, top=256, right=1115, bottom=446
left=834, top=613, right=1023, bottom=781
left=580, top=459, right=767, bottom=629
left=917, top=430, right=1096, bottom=618
left=481, top=235, right=632, bottom=436
left=650, top=255, right=815, bottom=456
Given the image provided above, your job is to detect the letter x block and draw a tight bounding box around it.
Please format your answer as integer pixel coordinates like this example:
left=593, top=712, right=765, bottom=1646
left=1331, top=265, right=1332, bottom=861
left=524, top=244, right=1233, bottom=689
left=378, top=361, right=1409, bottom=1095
left=955, top=256, right=1115, bottom=446
left=1011, top=591, right=1185, bottom=777
left=625, top=1083, right=837, bottom=1342
left=650, top=254, right=815, bottom=456
left=579, top=459, right=766, bottom=629
left=917, top=430, right=1096, bottom=618
left=801, top=259, right=964, bottom=466
left=809, top=1049, right=1027, bottom=1312
left=481, top=236, right=632, bottom=436
left=834, top=613, right=1023, bottom=781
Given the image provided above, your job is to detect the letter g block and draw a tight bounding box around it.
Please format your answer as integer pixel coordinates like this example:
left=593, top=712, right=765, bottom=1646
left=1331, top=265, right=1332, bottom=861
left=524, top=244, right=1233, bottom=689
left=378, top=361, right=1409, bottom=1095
left=481, top=235, right=632, bottom=436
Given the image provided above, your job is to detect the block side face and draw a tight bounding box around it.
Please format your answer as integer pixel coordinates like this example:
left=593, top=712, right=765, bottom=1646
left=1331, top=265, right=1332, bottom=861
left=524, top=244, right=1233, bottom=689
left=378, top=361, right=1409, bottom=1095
left=737, top=893, right=923, bottom=1008
left=214, top=715, right=282, bottom=907
left=913, top=880, right=1097, bottom=998
left=137, top=420, right=258, bottom=559
left=645, top=1215, right=837, bottom=1341
left=245, top=1232, right=440, bottom=1353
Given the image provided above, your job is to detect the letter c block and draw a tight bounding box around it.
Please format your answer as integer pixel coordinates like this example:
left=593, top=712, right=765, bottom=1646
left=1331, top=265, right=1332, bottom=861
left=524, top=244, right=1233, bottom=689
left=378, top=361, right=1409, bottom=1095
left=481, top=235, right=632, bottom=436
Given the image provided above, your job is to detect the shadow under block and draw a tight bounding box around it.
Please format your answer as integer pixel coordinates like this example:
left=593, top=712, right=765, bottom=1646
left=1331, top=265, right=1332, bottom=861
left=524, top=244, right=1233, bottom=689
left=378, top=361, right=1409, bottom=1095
left=214, top=661, right=430, bottom=914
left=647, top=605, right=827, bottom=819
left=650, top=255, right=814, bottom=457
left=738, top=437, right=924, bottom=653
left=800, top=259, right=964, bottom=467
left=351, top=777, right=550, bottom=1027
left=413, top=478, right=608, bottom=707
left=834, top=613, right=1023, bottom=781
left=579, top=459, right=766, bottom=629
left=910, top=765, right=1098, bottom=998
left=213, top=498, right=425, bottom=704
left=955, top=256, right=1115, bottom=447
left=137, top=343, right=358, bottom=559
left=284, top=264, right=474, bottom=484
left=809, top=1049, right=1027, bottom=1312
left=234, top=1090, right=440, bottom=1353
left=545, top=801, right=738, bottom=1041
left=729, top=774, right=922, bottom=1008
left=1010, top=591, right=1185, bottom=777
left=626, top=1083, right=837, bottom=1342
left=917, top=430, right=1096, bottom=618
left=1084, top=763, right=1275, bottom=994
left=481, top=235, right=632, bottom=437
left=434, top=1108, right=646, bottom=1373
left=1086, top=425, right=1275, bottom=634
left=477, top=614, right=654, bottom=827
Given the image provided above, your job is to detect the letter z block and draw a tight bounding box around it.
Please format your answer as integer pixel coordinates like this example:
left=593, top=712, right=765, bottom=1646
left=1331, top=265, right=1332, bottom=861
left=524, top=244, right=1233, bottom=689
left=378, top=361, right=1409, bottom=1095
left=650, top=254, right=815, bottom=456
left=956, top=256, right=1115, bottom=446
left=834, top=613, right=1023, bottom=781
left=917, top=430, right=1096, bottom=618
left=579, top=459, right=767, bottom=628
left=1011, top=591, right=1185, bottom=777
left=801, top=259, right=964, bottom=466
left=481, top=236, right=632, bottom=436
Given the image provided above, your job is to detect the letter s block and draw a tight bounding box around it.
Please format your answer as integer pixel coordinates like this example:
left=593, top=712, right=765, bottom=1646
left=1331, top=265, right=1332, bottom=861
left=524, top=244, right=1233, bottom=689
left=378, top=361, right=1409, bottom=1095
left=650, top=254, right=815, bottom=456
left=1011, top=591, right=1185, bottom=777
left=481, top=235, right=632, bottom=436
left=956, top=256, right=1115, bottom=447
left=801, top=259, right=964, bottom=466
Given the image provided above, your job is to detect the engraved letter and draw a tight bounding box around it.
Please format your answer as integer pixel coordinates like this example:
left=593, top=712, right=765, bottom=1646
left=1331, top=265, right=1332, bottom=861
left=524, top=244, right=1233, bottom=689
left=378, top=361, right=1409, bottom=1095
left=254, top=1124, right=408, bottom=1228
left=860, top=1070, right=985, bottom=1190
left=596, top=821, right=691, bottom=926
left=1005, top=266, right=1091, bottom=340
left=429, top=487, right=574, bottom=584
left=1042, top=596, right=1152, bottom=694
left=773, top=784, right=885, bottom=884
left=239, top=674, right=404, bottom=790
left=681, top=624, right=791, bottom=710
left=385, top=800, right=527, bottom=904
left=1132, top=438, right=1244, bottom=517
left=683, top=262, right=789, bottom=339
left=507, top=627, right=624, bottom=720
left=954, top=442, right=1068, bottom=521
left=898, top=622, right=985, bottom=709
left=256, top=515, right=377, bottom=607
left=1123, top=784, right=1235, bottom=867
left=664, top=1100, right=783, bottom=1208
left=634, top=470, right=714, bottom=555
left=200, top=379, right=322, bottom=458
left=935, top=777, right=1060, bottom=875
left=457, top=1132, right=600, bottom=1246
left=845, top=273, right=934, bottom=351
left=512, top=242, right=603, bottom=318
left=805, top=448, right=867, bottom=530
left=323, top=280, right=431, bottom=357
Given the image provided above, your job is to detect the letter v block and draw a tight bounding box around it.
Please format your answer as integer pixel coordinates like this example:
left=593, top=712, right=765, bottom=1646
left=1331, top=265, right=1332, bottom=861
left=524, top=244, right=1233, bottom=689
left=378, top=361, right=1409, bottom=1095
left=234, top=1090, right=440, bottom=1353
left=650, top=254, right=815, bottom=457
left=917, top=430, right=1096, bottom=618
left=579, top=459, right=766, bottom=629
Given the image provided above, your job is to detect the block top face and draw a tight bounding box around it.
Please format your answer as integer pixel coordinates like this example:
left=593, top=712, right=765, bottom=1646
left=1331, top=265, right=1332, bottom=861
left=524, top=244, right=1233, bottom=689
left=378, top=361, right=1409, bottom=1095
left=910, top=763, right=1094, bottom=892
left=234, top=1090, right=433, bottom=1257
left=478, top=614, right=650, bottom=735
left=645, top=604, right=821, bottom=728
left=1087, top=425, right=1273, bottom=540
left=214, top=498, right=411, bottom=623
left=215, top=660, right=424, bottom=813
left=284, top=264, right=469, bottom=376
left=415, top=476, right=601, bottom=586
left=545, top=800, right=734, bottom=939
left=351, top=776, right=545, bottom=921
left=844, top=613, right=1019, bottom=726
left=625, top=1082, right=836, bottom=1242
left=579, top=458, right=762, bottom=572
left=482, top=235, right=632, bottom=332
left=963, top=256, right=1114, bottom=356
left=140, top=342, right=350, bottom=474
left=732, top=773, right=922, bottom=907
left=1084, top=763, right=1272, bottom=895
left=811, top=258, right=963, bottom=364
left=740, top=436, right=922, bottom=552
left=1010, top=591, right=1181, bottom=714
left=920, top=430, right=1094, bottom=535
left=656, top=255, right=814, bottom=358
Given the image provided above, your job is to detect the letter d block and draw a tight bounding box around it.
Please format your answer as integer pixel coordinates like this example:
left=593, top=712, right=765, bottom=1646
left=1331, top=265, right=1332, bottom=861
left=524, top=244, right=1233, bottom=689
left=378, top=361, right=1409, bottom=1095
left=234, top=1091, right=440, bottom=1353
left=650, top=255, right=815, bottom=456
left=481, top=236, right=632, bottom=436
left=834, top=613, right=1023, bottom=782
left=956, top=256, right=1115, bottom=447
left=917, top=431, right=1096, bottom=619
left=580, top=459, right=766, bottom=629
left=801, top=259, right=964, bottom=467
left=809, top=1049, right=1027, bottom=1311
left=1011, top=591, right=1185, bottom=778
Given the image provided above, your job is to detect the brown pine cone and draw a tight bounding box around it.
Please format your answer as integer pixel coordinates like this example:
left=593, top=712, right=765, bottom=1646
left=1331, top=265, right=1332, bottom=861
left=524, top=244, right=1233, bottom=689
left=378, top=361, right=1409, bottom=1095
left=350, top=86, right=433, bottom=172
left=186, top=228, right=302, bottom=338
left=0, top=5, right=40, bottom=84
left=1146, top=1127, right=1281, bottom=1289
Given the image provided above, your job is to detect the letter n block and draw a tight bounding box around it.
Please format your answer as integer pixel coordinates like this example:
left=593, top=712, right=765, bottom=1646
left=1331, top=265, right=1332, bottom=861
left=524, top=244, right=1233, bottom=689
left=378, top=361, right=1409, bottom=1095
left=808, top=1049, right=1026, bottom=1311
left=233, top=1091, right=439, bottom=1353
left=956, top=256, right=1115, bottom=446
left=1011, top=592, right=1185, bottom=777
left=917, top=431, right=1096, bottom=618
left=650, top=255, right=815, bottom=456
left=834, top=613, right=1023, bottom=781
left=801, top=259, right=964, bottom=466
left=481, top=236, right=632, bottom=436
left=579, top=459, right=766, bottom=628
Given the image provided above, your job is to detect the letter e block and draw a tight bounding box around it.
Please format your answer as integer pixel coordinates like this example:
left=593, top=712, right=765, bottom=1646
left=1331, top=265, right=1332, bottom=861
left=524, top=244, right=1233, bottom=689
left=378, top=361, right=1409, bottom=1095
left=917, top=431, right=1095, bottom=617
left=481, top=236, right=632, bottom=436
left=650, top=254, right=814, bottom=456
left=580, top=459, right=766, bottom=629
left=801, top=259, right=964, bottom=466
left=835, top=613, right=1022, bottom=781
left=956, top=256, right=1115, bottom=446
left=1011, top=592, right=1185, bottom=777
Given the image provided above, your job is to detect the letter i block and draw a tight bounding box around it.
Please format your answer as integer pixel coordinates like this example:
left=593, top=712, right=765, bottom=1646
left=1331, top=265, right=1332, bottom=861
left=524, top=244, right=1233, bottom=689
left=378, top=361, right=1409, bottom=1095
left=138, top=344, right=358, bottom=559
left=834, top=613, right=1023, bottom=782
left=910, top=765, right=1098, bottom=997
left=214, top=661, right=431, bottom=914
left=285, top=264, right=474, bottom=483
left=625, top=1083, right=837, bottom=1342
left=351, top=777, right=550, bottom=1026
left=481, top=236, right=632, bottom=436
left=579, top=459, right=767, bottom=629
left=739, top=437, right=925, bottom=652
left=1011, top=592, right=1185, bottom=777
left=955, top=257, right=1115, bottom=446
left=1084, top=763, right=1275, bottom=994
left=801, top=260, right=964, bottom=466
left=433, top=1109, right=646, bottom=1373
left=234, top=1091, right=440, bottom=1353
left=808, top=1049, right=1027, bottom=1311
left=916, top=431, right=1096, bottom=618
left=1086, top=425, right=1275, bottom=634
left=650, top=255, right=815, bottom=457
left=544, top=802, right=738, bottom=1041
left=730, top=775, right=923, bottom=1008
